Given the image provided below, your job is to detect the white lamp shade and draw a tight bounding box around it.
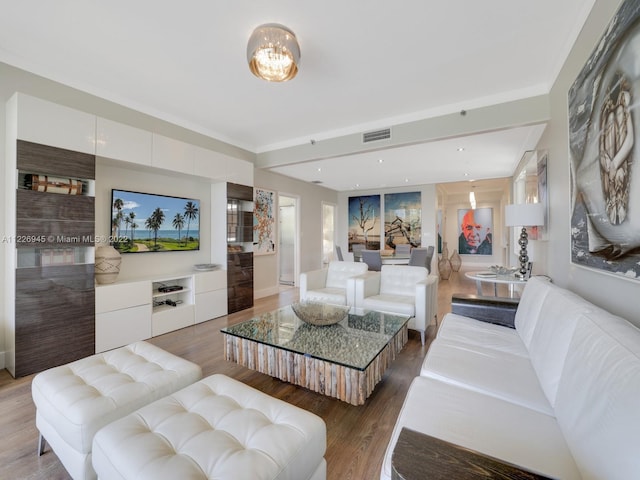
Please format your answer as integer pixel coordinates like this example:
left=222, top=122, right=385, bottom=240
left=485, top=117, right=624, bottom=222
left=504, top=203, right=545, bottom=227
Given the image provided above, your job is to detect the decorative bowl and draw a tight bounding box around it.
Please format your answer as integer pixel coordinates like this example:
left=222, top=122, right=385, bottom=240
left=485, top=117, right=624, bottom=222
left=290, top=301, right=350, bottom=326
left=489, top=265, right=519, bottom=275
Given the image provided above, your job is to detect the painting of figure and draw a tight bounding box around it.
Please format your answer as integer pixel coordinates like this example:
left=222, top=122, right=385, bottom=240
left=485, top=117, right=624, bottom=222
left=568, top=0, right=640, bottom=280
left=458, top=208, right=492, bottom=255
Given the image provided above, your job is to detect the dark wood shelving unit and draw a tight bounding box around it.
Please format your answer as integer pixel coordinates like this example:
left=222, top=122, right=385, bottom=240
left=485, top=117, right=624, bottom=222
left=226, top=182, right=254, bottom=314
left=12, top=140, right=96, bottom=377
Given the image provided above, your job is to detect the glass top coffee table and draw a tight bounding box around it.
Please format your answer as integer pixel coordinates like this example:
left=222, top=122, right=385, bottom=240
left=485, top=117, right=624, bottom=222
left=221, top=304, right=409, bottom=405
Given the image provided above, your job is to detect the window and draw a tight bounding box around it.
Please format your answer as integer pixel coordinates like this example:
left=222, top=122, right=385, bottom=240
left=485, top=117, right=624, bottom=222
left=322, top=202, right=336, bottom=265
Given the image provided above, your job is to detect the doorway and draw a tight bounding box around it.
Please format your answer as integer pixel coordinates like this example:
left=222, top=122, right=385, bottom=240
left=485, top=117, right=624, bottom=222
left=279, top=195, right=298, bottom=286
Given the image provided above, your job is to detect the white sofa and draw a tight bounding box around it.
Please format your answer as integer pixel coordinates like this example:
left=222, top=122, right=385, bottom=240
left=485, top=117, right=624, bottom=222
left=300, top=261, right=369, bottom=306
left=354, top=266, right=438, bottom=345
left=382, top=276, right=640, bottom=480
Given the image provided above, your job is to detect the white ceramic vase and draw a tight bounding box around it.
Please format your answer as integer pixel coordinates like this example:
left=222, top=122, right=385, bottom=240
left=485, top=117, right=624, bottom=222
left=95, top=245, right=122, bottom=284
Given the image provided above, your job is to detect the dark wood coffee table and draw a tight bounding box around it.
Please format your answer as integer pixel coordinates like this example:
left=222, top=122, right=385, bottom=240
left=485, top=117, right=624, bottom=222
left=221, top=305, right=409, bottom=405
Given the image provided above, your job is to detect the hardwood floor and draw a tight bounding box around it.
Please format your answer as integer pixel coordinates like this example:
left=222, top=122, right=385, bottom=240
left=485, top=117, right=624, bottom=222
left=0, top=270, right=481, bottom=480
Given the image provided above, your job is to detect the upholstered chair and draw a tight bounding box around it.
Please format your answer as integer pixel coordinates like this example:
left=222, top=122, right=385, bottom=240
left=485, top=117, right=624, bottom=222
left=354, top=265, right=438, bottom=344
left=300, top=261, right=369, bottom=306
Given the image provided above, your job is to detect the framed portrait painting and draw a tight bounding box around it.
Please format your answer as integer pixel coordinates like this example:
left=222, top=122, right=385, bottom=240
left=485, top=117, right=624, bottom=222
left=457, top=208, right=493, bottom=255
left=568, top=0, right=640, bottom=280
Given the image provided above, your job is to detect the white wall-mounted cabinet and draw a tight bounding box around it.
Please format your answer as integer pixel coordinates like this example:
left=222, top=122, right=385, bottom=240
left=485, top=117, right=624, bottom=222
left=152, top=133, right=195, bottom=174
left=194, top=145, right=228, bottom=181
left=15, top=93, right=96, bottom=154
left=96, top=117, right=152, bottom=166
left=227, top=158, right=254, bottom=186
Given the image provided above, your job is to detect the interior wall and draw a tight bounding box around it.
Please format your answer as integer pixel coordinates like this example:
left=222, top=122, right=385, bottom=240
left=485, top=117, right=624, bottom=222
left=252, top=169, right=338, bottom=298
left=539, top=0, right=639, bottom=326
left=95, top=159, right=213, bottom=281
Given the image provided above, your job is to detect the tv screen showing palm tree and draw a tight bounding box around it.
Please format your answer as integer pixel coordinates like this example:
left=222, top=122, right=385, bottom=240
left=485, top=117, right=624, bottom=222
left=110, top=189, right=200, bottom=253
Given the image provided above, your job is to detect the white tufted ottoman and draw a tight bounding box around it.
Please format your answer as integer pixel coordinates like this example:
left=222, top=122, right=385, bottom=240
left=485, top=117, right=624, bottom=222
left=31, top=341, right=202, bottom=480
left=92, top=374, right=327, bottom=480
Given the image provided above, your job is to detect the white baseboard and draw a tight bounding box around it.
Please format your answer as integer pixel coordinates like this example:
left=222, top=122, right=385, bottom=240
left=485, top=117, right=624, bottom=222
left=254, top=286, right=281, bottom=299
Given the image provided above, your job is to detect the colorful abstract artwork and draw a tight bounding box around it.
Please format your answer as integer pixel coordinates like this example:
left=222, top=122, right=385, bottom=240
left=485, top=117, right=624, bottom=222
left=253, top=188, right=276, bottom=255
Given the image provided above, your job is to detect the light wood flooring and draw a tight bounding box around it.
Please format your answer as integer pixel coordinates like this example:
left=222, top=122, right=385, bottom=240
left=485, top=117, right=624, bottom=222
left=0, top=269, right=494, bottom=480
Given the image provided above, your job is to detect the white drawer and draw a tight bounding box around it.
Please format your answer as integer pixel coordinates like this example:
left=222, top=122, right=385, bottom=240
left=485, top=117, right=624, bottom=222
left=96, top=280, right=151, bottom=313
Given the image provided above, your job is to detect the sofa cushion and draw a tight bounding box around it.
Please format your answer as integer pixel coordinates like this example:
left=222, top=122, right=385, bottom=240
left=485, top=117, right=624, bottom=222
left=527, top=284, right=594, bottom=406
left=381, top=376, right=581, bottom=480
left=324, top=261, right=368, bottom=289
left=379, top=265, right=427, bottom=296
left=361, top=294, right=415, bottom=317
left=554, top=311, right=640, bottom=480
left=437, top=313, right=529, bottom=357
left=514, top=276, right=552, bottom=347
left=420, top=339, right=554, bottom=415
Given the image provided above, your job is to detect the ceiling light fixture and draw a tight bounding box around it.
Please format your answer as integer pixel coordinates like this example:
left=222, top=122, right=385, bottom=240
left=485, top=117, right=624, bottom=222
left=247, top=23, right=300, bottom=82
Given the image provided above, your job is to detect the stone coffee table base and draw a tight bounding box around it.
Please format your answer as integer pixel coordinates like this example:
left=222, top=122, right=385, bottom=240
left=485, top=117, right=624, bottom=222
left=223, top=324, right=408, bottom=405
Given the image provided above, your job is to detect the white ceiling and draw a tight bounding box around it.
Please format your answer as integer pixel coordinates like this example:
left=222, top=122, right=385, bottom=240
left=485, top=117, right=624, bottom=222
left=0, top=1, right=595, bottom=191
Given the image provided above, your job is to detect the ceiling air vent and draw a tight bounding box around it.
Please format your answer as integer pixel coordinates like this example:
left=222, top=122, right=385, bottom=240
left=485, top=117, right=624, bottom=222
left=362, top=128, right=391, bottom=143
left=311, top=180, right=323, bottom=184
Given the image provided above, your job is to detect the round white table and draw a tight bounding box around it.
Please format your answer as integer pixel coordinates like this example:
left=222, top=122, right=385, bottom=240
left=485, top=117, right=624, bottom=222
left=465, top=271, right=528, bottom=298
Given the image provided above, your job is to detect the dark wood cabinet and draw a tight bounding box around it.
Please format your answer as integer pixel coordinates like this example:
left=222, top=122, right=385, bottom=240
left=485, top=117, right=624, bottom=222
left=14, top=265, right=95, bottom=377
left=227, top=183, right=254, bottom=314
left=11, top=140, right=96, bottom=377
left=227, top=252, right=254, bottom=313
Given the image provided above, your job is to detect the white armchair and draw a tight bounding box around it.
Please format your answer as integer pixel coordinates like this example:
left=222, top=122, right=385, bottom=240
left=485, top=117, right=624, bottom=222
left=354, top=265, right=438, bottom=345
left=300, top=261, right=369, bottom=306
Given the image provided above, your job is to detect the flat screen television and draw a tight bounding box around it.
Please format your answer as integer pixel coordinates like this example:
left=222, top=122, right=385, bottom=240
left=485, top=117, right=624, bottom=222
left=110, top=189, right=200, bottom=253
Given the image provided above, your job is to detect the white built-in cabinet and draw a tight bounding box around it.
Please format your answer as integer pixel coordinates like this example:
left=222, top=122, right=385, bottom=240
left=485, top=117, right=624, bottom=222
left=96, top=117, right=152, bottom=166
left=95, top=280, right=151, bottom=353
left=5, top=92, right=254, bottom=361
left=194, top=270, right=227, bottom=323
left=95, top=270, right=226, bottom=353
left=152, top=133, right=195, bottom=172
left=15, top=93, right=96, bottom=154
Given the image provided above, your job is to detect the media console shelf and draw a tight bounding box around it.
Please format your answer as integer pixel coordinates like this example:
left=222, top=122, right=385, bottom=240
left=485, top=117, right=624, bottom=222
left=96, top=270, right=226, bottom=353
left=151, top=275, right=195, bottom=336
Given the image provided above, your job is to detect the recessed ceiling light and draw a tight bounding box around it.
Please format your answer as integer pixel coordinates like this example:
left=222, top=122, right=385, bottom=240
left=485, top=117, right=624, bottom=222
left=464, top=172, right=469, bottom=176
left=378, top=159, right=384, bottom=164
left=457, top=147, right=465, bottom=152
left=317, top=167, right=322, bottom=172
left=404, top=178, right=409, bottom=183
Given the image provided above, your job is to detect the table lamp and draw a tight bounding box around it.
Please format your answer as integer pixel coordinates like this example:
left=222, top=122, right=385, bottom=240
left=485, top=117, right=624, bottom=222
left=504, top=203, right=545, bottom=279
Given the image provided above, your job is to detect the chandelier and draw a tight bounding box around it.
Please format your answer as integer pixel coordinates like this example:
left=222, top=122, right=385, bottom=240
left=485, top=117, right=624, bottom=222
left=247, top=23, right=300, bottom=82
